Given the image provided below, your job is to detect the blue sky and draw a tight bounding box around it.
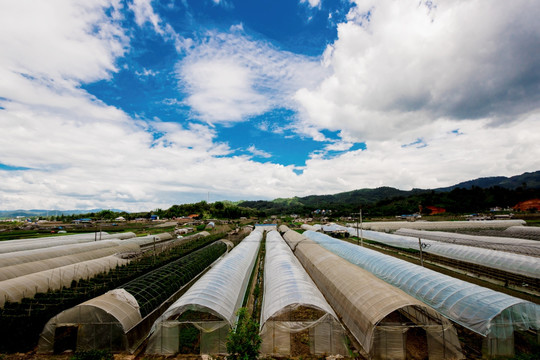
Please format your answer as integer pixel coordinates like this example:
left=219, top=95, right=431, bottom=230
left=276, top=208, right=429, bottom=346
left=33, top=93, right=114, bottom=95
left=0, top=0, right=539, bottom=211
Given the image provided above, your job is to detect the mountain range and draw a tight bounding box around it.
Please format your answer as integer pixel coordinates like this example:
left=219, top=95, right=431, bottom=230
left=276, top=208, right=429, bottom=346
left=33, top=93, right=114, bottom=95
left=1, top=171, right=538, bottom=218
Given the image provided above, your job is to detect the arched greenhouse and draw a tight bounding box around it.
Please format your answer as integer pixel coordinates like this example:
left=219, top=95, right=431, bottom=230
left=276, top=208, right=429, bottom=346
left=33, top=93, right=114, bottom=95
left=260, top=230, right=347, bottom=356
left=38, top=240, right=229, bottom=353
left=146, top=229, right=263, bottom=355
left=303, top=229, right=540, bottom=357
left=279, top=226, right=463, bottom=360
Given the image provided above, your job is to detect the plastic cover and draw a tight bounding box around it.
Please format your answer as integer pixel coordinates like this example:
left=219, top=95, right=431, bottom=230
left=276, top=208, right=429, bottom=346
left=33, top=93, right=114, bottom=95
left=303, top=230, right=540, bottom=341
left=146, top=229, right=263, bottom=355
left=346, top=220, right=526, bottom=232
left=38, top=289, right=142, bottom=353
left=279, top=226, right=463, bottom=359
left=260, top=230, right=347, bottom=356
left=0, top=254, right=132, bottom=307
left=0, top=232, right=136, bottom=254
left=0, top=241, right=139, bottom=281
left=345, top=227, right=540, bottom=279
left=395, top=228, right=540, bottom=257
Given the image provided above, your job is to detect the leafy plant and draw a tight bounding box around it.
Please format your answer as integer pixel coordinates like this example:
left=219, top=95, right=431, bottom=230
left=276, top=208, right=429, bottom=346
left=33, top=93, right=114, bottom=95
left=226, top=307, right=261, bottom=360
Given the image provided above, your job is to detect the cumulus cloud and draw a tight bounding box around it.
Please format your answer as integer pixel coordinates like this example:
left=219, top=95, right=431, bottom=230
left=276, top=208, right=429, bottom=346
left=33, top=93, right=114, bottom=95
left=0, top=0, right=538, bottom=212
left=177, top=31, right=325, bottom=123
left=294, top=0, right=540, bottom=142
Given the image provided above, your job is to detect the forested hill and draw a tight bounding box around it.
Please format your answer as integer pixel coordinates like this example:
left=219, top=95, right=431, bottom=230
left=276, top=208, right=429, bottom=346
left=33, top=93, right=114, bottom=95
left=238, top=171, right=540, bottom=216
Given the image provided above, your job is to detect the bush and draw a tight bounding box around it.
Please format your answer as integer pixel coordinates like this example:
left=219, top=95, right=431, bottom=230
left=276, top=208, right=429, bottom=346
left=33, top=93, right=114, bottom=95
left=226, top=308, right=261, bottom=360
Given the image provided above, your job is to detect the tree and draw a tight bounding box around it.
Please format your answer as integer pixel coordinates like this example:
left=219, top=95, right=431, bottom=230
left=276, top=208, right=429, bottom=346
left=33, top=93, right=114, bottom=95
left=226, top=307, right=261, bottom=360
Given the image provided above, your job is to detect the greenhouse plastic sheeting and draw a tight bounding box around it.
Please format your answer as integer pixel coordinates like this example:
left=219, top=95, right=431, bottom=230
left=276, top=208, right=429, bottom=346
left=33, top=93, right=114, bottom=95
left=0, top=254, right=132, bottom=307
left=0, top=232, right=136, bottom=254
left=395, top=228, right=540, bottom=257
left=0, top=241, right=140, bottom=281
left=345, top=227, right=540, bottom=279
left=38, top=289, right=142, bottom=353
left=0, top=240, right=134, bottom=268
left=346, top=220, right=526, bottom=232
left=504, top=226, right=540, bottom=238
left=0, top=240, right=139, bottom=281
left=260, top=230, right=347, bottom=356
left=146, top=229, right=263, bottom=355
left=279, top=226, right=463, bottom=360
left=303, top=230, right=540, bottom=342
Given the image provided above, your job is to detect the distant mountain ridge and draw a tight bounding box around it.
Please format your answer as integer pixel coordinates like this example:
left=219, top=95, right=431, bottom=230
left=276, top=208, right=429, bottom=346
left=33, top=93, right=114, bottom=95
left=0, top=209, right=125, bottom=218
left=435, top=171, right=540, bottom=192
left=238, top=170, right=540, bottom=214
left=1, top=171, right=539, bottom=217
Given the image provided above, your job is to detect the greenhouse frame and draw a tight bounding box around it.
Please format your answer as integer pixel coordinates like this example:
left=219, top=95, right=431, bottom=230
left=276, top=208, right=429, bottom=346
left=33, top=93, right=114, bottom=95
left=345, top=228, right=540, bottom=279
left=146, top=229, right=263, bottom=355
left=260, top=230, right=347, bottom=356
left=303, top=230, right=540, bottom=357
left=280, top=226, right=463, bottom=360
left=38, top=241, right=229, bottom=353
left=395, top=228, right=540, bottom=256
left=39, top=289, right=142, bottom=353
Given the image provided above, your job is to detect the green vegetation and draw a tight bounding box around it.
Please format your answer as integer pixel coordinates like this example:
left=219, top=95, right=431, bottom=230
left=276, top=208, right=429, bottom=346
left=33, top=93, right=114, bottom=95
left=226, top=307, right=262, bottom=360
left=239, top=185, right=540, bottom=218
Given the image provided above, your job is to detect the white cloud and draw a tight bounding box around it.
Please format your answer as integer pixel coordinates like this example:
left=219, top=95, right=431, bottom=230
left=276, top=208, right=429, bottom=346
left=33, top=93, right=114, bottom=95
left=0, top=0, right=538, bottom=213
left=294, top=0, right=540, bottom=142
left=247, top=145, right=272, bottom=159
left=128, top=0, right=193, bottom=52
left=300, top=0, right=321, bottom=9
left=177, top=31, right=325, bottom=123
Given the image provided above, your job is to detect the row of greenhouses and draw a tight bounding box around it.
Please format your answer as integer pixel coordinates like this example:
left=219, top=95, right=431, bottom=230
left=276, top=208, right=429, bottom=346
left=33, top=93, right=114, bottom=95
left=346, top=219, right=526, bottom=232
left=281, top=226, right=464, bottom=359
left=0, top=232, right=136, bottom=254
left=344, top=227, right=540, bottom=279
left=395, top=228, right=540, bottom=256
left=0, top=232, right=185, bottom=307
left=38, top=240, right=230, bottom=353
left=23, top=225, right=539, bottom=358
left=146, top=228, right=263, bottom=354
left=302, top=229, right=540, bottom=357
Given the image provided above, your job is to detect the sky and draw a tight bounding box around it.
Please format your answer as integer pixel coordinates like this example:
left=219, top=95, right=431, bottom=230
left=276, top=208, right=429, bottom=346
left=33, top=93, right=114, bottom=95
left=0, top=0, right=539, bottom=212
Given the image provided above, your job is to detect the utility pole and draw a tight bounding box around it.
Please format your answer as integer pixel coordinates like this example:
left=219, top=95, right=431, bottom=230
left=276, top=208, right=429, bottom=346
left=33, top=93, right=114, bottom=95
left=356, top=211, right=359, bottom=245
left=360, top=208, right=363, bottom=247
left=418, top=237, right=424, bottom=267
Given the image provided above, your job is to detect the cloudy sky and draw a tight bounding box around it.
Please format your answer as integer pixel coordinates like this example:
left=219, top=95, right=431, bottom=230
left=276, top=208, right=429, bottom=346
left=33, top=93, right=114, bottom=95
left=1, top=0, right=539, bottom=211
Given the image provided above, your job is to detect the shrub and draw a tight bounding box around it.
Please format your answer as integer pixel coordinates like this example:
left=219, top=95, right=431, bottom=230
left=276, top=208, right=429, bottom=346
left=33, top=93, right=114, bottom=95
left=226, top=308, right=261, bottom=360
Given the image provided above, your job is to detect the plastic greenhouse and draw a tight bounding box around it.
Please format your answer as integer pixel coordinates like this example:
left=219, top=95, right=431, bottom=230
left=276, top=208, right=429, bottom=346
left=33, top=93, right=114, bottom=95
left=345, top=227, right=540, bottom=279
left=279, top=226, right=463, bottom=360
left=0, top=241, right=139, bottom=281
left=346, top=220, right=526, bottom=232
left=260, top=230, right=347, bottom=357
left=0, top=254, right=133, bottom=307
left=38, top=241, right=228, bottom=353
left=146, top=229, right=263, bottom=355
left=0, top=232, right=136, bottom=254
left=303, top=230, right=540, bottom=357
left=39, top=289, right=142, bottom=353
left=504, top=225, right=540, bottom=238
left=395, top=228, right=540, bottom=256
